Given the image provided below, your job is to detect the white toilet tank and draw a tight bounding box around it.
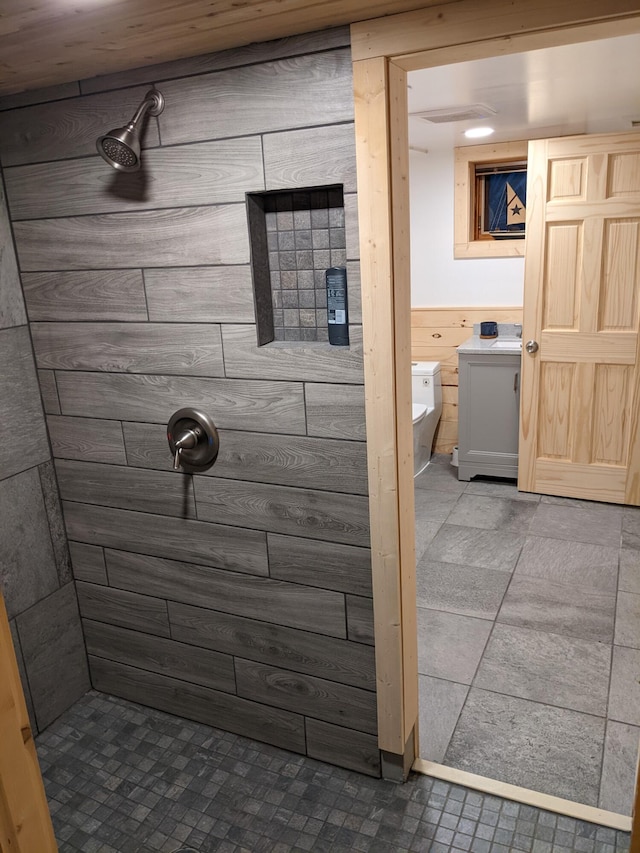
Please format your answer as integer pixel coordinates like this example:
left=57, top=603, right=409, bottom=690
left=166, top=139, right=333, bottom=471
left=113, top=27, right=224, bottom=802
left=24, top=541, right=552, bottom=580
left=412, top=361, right=443, bottom=477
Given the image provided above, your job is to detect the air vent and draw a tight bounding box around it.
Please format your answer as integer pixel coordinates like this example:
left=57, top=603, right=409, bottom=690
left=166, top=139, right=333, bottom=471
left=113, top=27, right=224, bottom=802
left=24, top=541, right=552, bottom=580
left=410, top=104, right=497, bottom=124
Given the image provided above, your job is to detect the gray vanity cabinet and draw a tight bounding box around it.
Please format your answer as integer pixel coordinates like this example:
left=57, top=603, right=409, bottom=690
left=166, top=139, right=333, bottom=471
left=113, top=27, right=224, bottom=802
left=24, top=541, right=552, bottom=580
left=457, top=351, right=521, bottom=481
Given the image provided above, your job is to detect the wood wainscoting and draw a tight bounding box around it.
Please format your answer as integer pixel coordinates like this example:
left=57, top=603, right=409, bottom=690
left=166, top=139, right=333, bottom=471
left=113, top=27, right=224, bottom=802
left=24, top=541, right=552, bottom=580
left=410, top=306, right=523, bottom=453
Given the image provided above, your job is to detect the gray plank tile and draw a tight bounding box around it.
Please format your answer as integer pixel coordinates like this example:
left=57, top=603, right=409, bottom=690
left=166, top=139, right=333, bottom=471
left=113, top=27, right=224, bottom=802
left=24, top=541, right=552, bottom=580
left=346, top=595, right=374, bottom=645
left=0, top=183, right=26, bottom=329
left=346, top=261, right=362, bottom=324
left=106, top=548, right=345, bottom=637
left=305, top=718, right=380, bottom=778
left=305, top=382, right=366, bottom=441
left=446, top=494, right=537, bottom=532
left=14, top=204, right=248, bottom=271
left=83, top=619, right=235, bottom=693
left=0, top=327, right=50, bottom=479
left=0, top=467, right=58, bottom=620
left=38, top=369, right=60, bottom=415
left=63, top=502, right=268, bottom=576
left=56, top=459, right=197, bottom=518
left=414, top=489, right=459, bottom=525
left=609, top=646, right=640, bottom=726
left=445, top=689, right=605, bottom=806
left=159, top=51, right=353, bottom=146
left=194, top=477, right=370, bottom=547
left=497, top=573, right=616, bottom=644
left=415, top=558, right=510, bottom=620
left=0, top=80, right=80, bottom=111
left=32, top=322, right=224, bottom=376
left=22, top=270, right=148, bottom=322
left=76, top=581, right=170, bottom=637
left=268, top=533, right=372, bottom=597
left=344, top=193, right=360, bottom=261
left=540, top=494, right=623, bottom=510
left=79, top=27, right=350, bottom=94
left=169, top=601, right=375, bottom=690
left=620, top=549, right=640, bottom=594
left=417, top=608, right=492, bottom=684
left=263, top=123, right=356, bottom=192
left=615, top=591, right=640, bottom=649
left=89, top=656, right=305, bottom=754
left=418, top=675, right=468, bottom=763
left=528, top=503, right=622, bottom=547
left=425, top=524, right=525, bottom=572
left=145, top=266, right=254, bottom=323
left=56, top=371, right=306, bottom=435
left=221, top=324, right=364, bottom=384
left=465, top=480, right=540, bottom=502
left=0, top=86, right=160, bottom=166
left=69, top=541, right=107, bottom=584
left=16, top=583, right=90, bottom=730
left=9, top=619, right=37, bottom=735
left=514, top=535, right=618, bottom=594
left=599, top=721, right=639, bottom=816
left=235, top=659, right=377, bottom=734
left=38, top=459, right=72, bottom=586
left=48, top=415, right=127, bottom=464
left=6, top=138, right=263, bottom=219
left=474, top=623, right=610, bottom=716
left=123, top=422, right=368, bottom=494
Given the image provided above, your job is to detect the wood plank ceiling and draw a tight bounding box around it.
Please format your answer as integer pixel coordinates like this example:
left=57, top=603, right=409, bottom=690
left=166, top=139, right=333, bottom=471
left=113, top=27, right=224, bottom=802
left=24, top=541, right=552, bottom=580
left=0, top=0, right=448, bottom=97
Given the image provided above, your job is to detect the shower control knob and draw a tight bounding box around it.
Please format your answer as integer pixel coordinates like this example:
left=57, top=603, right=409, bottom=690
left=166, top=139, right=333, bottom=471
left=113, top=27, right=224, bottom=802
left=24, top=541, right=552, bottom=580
left=167, top=408, right=219, bottom=473
left=525, top=340, right=539, bottom=354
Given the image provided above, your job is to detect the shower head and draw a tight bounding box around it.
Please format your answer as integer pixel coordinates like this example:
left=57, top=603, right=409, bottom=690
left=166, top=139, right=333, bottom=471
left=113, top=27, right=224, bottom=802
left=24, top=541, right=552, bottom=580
left=96, top=89, right=164, bottom=172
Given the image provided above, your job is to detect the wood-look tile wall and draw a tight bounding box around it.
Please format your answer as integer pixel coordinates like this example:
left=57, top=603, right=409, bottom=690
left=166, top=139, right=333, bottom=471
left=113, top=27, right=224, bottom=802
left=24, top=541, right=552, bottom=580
left=0, top=182, right=90, bottom=735
left=1, top=27, right=379, bottom=776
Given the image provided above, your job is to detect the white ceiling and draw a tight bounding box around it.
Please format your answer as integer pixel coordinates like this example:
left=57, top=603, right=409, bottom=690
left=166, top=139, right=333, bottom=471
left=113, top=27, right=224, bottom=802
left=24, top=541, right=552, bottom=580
left=407, top=33, right=640, bottom=151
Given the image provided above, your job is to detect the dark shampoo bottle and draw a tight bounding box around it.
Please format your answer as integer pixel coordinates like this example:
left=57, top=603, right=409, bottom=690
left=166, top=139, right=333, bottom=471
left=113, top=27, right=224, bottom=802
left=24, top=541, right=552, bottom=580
left=325, top=266, right=349, bottom=346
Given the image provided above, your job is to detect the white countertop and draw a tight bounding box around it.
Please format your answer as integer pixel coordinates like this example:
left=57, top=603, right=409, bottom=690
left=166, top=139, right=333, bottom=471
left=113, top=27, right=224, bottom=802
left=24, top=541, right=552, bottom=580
left=457, top=335, right=523, bottom=355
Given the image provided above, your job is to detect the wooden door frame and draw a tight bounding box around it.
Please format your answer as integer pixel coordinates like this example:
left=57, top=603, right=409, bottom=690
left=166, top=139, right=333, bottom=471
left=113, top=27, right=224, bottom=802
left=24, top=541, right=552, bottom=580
left=352, top=0, right=640, bottom=779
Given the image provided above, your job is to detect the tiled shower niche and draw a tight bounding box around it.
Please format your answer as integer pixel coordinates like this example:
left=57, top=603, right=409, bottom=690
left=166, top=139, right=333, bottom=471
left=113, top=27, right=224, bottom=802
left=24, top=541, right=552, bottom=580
left=247, top=185, right=346, bottom=343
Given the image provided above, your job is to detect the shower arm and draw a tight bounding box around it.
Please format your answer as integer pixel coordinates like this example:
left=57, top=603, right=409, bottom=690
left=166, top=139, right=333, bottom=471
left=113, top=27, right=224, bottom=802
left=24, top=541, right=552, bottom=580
left=127, top=90, right=165, bottom=131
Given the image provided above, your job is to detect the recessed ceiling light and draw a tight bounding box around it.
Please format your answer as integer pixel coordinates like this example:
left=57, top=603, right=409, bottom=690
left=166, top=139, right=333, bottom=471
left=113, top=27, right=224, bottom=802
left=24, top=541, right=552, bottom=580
left=464, top=127, right=495, bottom=139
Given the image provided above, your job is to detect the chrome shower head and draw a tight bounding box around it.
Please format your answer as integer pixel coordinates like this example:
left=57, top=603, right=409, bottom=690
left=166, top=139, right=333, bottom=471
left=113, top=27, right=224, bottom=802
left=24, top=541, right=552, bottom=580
left=96, top=88, right=164, bottom=172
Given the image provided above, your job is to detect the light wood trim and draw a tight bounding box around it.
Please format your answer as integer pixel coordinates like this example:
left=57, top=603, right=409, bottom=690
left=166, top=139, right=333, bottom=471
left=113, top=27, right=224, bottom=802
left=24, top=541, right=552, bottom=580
left=0, top=594, right=57, bottom=852
left=351, top=0, right=640, bottom=64
left=354, top=55, right=413, bottom=755
left=454, top=141, right=529, bottom=259
left=413, top=758, right=633, bottom=832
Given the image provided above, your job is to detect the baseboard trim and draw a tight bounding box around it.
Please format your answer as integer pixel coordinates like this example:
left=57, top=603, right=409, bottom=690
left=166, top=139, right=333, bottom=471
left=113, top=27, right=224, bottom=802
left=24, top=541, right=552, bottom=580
left=412, top=758, right=632, bottom=832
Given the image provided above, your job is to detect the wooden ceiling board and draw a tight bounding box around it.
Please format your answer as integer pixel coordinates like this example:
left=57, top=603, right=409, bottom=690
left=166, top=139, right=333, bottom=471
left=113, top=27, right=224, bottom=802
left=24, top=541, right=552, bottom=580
left=0, top=0, right=452, bottom=97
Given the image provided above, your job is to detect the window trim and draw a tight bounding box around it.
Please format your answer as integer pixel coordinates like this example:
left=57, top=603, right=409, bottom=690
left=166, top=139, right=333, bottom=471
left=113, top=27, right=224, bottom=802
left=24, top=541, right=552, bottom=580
left=454, top=140, right=529, bottom=258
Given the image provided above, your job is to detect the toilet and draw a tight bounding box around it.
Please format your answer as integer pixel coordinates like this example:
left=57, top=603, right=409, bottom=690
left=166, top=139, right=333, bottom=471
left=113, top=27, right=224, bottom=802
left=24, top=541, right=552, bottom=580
left=412, top=361, right=442, bottom=477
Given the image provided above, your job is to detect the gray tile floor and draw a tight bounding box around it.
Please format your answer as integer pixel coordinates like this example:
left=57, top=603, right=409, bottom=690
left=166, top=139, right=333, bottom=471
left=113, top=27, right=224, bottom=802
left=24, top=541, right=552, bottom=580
left=415, top=454, right=640, bottom=817
left=38, top=691, right=631, bottom=852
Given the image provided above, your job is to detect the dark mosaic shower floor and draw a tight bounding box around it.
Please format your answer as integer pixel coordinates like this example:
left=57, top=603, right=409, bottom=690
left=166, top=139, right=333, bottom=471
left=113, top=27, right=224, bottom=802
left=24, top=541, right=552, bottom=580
left=36, top=691, right=631, bottom=853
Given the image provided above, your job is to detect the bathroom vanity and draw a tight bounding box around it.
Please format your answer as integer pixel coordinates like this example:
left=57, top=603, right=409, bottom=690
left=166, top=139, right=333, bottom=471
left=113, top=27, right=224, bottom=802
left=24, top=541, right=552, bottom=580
left=457, top=335, right=522, bottom=481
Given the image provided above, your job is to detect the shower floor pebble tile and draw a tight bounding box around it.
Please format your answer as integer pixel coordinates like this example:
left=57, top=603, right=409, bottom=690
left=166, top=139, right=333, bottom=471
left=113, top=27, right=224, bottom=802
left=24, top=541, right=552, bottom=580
left=36, top=691, right=630, bottom=853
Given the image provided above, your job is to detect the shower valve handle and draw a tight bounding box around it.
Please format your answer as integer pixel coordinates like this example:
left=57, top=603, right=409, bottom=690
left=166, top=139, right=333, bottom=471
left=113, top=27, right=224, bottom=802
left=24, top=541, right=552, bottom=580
left=167, top=408, right=219, bottom=473
left=172, top=426, right=201, bottom=470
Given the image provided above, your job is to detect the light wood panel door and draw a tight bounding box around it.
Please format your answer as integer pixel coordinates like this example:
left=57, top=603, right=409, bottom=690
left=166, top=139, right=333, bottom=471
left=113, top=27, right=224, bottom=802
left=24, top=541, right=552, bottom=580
left=519, top=131, right=640, bottom=504
left=0, top=594, right=57, bottom=852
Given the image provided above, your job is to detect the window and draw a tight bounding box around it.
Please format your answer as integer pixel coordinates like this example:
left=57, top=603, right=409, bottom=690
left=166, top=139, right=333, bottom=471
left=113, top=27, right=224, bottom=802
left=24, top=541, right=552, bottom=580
left=454, top=141, right=528, bottom=258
